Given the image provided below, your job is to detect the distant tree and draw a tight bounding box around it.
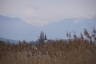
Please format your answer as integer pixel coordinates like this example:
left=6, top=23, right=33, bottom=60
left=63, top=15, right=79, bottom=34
left=38, top=31, right=47, bottom=43
left=80, top=33, right=84, bottom=40
left=66, top=32, right=71, bottom=40
left=84, top=29, right=92, bottom=42
left=73, top=34, right=77, bottom=39
left=92, top=28, right=96, bottom=41
left=45, top=34, right=47, bottom=40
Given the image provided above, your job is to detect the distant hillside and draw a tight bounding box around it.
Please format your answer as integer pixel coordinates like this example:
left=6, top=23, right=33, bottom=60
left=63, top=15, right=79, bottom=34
left=0, top=37, right=18, bottom=43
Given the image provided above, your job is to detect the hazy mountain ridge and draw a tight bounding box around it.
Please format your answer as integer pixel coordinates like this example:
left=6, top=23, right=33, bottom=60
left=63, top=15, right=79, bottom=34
left=0, top=15, right=96, bottom=41
left=0, top=37, right=18, bottom=43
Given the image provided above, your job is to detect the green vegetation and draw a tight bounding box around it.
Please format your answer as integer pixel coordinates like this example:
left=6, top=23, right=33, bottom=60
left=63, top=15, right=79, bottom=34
left=0, top=29, right=96, bottom=64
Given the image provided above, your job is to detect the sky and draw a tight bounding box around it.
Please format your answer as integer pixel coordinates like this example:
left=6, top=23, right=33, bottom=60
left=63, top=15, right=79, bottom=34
left=0, top=0, right=96, bottom=41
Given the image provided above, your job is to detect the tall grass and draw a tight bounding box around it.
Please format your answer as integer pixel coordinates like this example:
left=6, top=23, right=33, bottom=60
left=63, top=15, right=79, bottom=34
left=0, top=29, right=96, bottom=64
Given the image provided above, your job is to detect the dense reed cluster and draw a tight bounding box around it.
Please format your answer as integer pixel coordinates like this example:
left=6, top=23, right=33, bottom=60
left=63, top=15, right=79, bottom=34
left=0, top=29, right=96, bottom=64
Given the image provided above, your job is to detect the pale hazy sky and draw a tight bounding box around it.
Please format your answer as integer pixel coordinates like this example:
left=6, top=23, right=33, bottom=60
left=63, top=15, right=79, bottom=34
left=0, top=0, right=96, bottom=26
left=0, top=0, right=96, bottom=41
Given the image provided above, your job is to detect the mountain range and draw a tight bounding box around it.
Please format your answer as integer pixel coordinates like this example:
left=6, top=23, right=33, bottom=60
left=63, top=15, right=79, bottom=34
left=0, top=15, right=96, bottom=41
left=0, top=37, right=18, bottom=43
